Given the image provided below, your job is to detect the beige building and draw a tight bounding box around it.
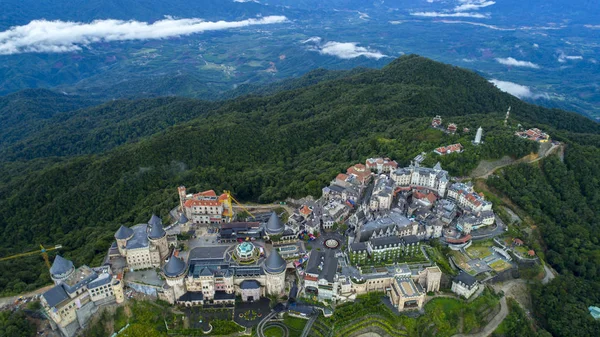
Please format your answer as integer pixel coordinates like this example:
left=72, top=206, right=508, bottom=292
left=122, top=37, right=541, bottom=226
left=41, top=256, right=124, bottom=337
left=162, top=246, right=287, bottom=306
left=452, top=272, right=480, bottom=299
left=114, top=215, right=169, bottom=270
left=391, top=162, right=449, bottom=197
left=178, top=187, right=232, bottom=224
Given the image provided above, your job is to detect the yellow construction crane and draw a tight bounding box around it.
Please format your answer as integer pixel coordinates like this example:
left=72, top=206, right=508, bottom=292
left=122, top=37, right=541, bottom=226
left=223, top=190, right=255, bottom=221
left=0, top=244, right=63, bottom=270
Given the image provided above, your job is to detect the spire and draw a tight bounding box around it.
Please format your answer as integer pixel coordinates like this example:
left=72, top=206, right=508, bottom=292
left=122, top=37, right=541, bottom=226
left=163, top=253, right=187, bottom=278
left=115, top=225, right=134, bottom=240
left=148, top=214, right=162, bottom=226
left=264, top=250, right=286, bottom=274
left=266, top=212, right=284, bottom=235
left=148, top=221, right=166, bottom=240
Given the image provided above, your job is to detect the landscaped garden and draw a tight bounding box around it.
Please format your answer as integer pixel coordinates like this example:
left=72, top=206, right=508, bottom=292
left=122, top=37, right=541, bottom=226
left=306, top=289, right=502, bottom=337
left=489, top=259, right=512, bottom=272
left=466, top=242, right=494, bottom=259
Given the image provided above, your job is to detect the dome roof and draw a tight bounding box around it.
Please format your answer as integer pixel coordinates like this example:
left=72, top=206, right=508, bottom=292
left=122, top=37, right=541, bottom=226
left=264, top=250, right=286, bottom=274
left=148, top=214, right=162, bottom=226
left=266, top=212, right=284, bottom=235
left=148, top=221, right=166, bottom=239
left=178, top=213, right=189, bottom=224
left=50, top=255, right=74, bottom=277
left=115, top=225, right=134, bottom=240
left=163, top=255, right=187, bottom=278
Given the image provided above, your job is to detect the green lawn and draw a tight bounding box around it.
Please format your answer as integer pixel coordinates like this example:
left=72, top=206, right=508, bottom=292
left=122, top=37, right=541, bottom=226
left=263, top=326, right=285, bottom=337
left=466, top=245, right=493, bottom=259
left=489, top=259, right=512, bottom=272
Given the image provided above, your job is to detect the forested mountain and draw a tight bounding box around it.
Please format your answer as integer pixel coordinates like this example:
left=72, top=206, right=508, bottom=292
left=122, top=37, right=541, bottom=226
left=0, top=89, right=98, bottom=148
left=0, top=55, right=598, bottom=336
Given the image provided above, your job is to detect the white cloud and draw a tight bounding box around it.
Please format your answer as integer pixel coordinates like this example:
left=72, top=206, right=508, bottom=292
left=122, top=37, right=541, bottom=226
left=233, top=0, right=260, bottom=3
left=489, top=79, right=536, bottom=98
left=0, top=16, right=287, bottom=55
left=533, top=43, right=539, bottom=48
left=319, top=42, right=387, bottom=59
left=301, top=36, right=322, bottom=44
left=584, top=24, right=600, bottom=29
left=303, top=38, right=387, bottom=59
left=557, top=51, right=583, bottom=63
left=410, top=11, right=489, bottom=19
left=454, top=1, right=495, bottom=12
left=495, top=57, right=540, bottom=69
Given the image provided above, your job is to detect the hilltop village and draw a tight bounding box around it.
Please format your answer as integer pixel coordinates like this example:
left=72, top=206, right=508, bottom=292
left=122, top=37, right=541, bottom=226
left=37, top=118, right=550, bottom=337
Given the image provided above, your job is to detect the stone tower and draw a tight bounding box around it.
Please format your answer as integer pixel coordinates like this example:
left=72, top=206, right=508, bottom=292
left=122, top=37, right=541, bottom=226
left=178, top=186, right=187, bottom=211
left=263, top=250, right=287, bottom=295
left=114, top=225, right=134, bottom=257
left=163, top=254, right=188, bottom=304
left=112, top=276, right=125, bottom=304
left=148, top=215, right=169, bottom=262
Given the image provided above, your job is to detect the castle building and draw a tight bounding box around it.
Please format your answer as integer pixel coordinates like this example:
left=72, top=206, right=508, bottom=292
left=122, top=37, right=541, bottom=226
left=365, top=157, right=398, bottom=173
left=447, top=183, right=493, bottom=213
left=41, top=256, right=124, bottom=337
left=161, top=246, right=287, bottom=306
left=369, top=177, right=394, bottom=212
left=451, top=272, right=479, bottom=299
left=178, top=187, right=233, bottom=224
left=391, top=162, right=449, bottom=197
left=114, top=215, right=169, bottom=270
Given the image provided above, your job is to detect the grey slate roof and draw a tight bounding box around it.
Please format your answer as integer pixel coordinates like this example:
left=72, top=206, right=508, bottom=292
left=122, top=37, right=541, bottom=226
left=50, top=255, right=74, bottom=277
left=126, top=224, right=149, bottom=249
left=148, top=221, right=166, bottom=239
left=371, top=236, right=404, bottom=248
left=178, top=213, right=189, bottom=224
left=214, top=291, right=236, bottom=300
left=240, top=280, right=261, bottom=289
left=454, top=271, right=477, bottom=287
left=402, top=235, right=420, bottom=245
left=264, top=250, right=286, bottom=274
left=178, top=292, right=204, bottom=302
left=350, top=242, right=367, bottom=252
left=42, top=285, right=69, bottom=308
left=306, top=250, right=337, bottom=283
left=115, top=225, right=134, bottom=240
left=163, top=255, right=187, bottom=278
left=266, top=212, right=284, bottom=235
left=87, top=273, right=112, bottom=289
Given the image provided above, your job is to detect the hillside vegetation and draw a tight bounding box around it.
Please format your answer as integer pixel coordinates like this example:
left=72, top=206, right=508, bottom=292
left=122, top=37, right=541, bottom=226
left=0, top=55, right=598, bottom=336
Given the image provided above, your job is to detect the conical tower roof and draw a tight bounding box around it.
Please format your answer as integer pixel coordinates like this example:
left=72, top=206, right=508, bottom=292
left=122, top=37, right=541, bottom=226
left=179, top=213, right=189, bottom=224
left=163, top=254, right=187, bottom=278
left=148, top=221, right=166, bottom=239
left=266, top=212, right=284, bottom=235
left=264, top=250, right=286, bottom=274
left=50, top=255, right=74, bottom=276
left=148, top=214, right=162, bottom=226
left=115, top=225, right=134, bottom=240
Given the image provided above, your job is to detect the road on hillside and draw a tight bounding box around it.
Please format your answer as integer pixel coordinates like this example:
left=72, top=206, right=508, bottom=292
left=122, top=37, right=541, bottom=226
left=0, top=284, right=54, bottom=308
left=452, top=279, right=526, bottom=337
left=473, top=143, right=561, bottom=179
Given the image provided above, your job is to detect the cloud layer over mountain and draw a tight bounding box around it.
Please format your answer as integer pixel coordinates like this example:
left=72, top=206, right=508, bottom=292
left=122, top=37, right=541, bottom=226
left=0, top=16, right=287, bottom=55
left=303, top=37, right=387, bottom=59
left=490, top=79, right=536, bottom=98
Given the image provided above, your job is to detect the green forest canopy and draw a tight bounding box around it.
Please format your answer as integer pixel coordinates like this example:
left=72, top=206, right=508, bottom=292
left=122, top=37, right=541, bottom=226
left=0, top=55, right=598, bottom=337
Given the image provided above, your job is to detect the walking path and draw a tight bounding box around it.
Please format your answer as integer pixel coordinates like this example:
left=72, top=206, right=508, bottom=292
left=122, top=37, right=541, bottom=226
left=452, top=279, right=525, bottom=337
left=452, top=296, right=507, bottom=337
